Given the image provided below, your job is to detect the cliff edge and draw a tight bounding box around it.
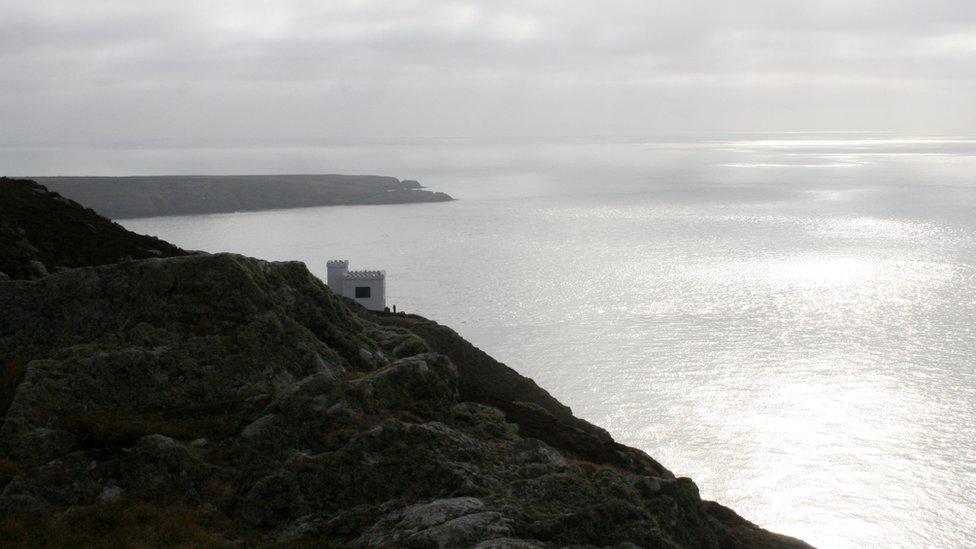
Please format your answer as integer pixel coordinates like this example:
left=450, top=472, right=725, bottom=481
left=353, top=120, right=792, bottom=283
left=0, top=180, right=809, bottom=547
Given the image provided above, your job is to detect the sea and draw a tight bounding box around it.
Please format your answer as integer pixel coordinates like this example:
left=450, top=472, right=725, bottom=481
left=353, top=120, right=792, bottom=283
left=81, top=134, right=975, bottom=548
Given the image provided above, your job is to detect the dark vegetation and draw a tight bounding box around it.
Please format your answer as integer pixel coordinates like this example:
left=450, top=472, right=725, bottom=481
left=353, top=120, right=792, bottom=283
left=0, top=180, right=809, bottom=547
left=34, top=174, right=454, bottom=219
left=0, top=178, right=187, bottom=280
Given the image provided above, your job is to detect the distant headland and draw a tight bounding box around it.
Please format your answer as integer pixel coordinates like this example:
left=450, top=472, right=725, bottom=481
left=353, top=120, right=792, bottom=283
left=31, top=174, right=454, bottom=219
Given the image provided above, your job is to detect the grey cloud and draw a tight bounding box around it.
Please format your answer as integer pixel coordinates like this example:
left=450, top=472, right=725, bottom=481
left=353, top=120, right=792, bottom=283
left=1, top=0, right=974, bottom=148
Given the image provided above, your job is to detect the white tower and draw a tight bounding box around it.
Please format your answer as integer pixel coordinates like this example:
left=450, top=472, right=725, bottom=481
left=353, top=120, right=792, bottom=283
left=326, top=259, right=348, bottom=292
left=341, top=270, right=386, bottom=311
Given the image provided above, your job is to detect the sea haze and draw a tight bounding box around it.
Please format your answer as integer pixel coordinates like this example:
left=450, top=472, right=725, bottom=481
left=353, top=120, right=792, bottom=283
left=120, top=134, right=976, bottom=548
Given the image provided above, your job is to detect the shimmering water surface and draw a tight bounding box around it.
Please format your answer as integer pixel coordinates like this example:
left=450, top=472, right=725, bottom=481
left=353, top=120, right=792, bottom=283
left=121, top=135, right=976, bottom=548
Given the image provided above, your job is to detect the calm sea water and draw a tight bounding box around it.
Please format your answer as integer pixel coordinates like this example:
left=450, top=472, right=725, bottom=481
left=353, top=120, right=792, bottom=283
left=118, top=135, right=976, bottom=548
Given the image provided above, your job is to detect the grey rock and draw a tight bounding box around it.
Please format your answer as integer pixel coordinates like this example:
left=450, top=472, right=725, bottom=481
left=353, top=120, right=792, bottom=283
left=274, top=513, right=330, bottom=543
left=358, top=498, right=515, bottom=547
left=410, top=511, right=515, bottom=546
left=513, top=438, right=568, bottom=468
left=395, top=497, right=486, bottom=530
left=29, top=260, right=49, bottom=277
left=98, top=485, right=123, bottom=502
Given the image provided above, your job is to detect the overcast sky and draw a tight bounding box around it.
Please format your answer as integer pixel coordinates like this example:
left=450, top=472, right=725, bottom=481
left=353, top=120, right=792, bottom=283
left=2, top=0, right=975, bottom=146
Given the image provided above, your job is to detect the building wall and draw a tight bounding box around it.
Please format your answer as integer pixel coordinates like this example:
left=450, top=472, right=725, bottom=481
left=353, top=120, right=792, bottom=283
left=341, top=278, right=386, bottom=311
left=326, top=260, right=348, bottom=291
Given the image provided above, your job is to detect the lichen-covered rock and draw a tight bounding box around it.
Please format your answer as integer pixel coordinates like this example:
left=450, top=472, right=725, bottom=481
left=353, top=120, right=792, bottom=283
left=416, top=511, right=515, bottom=546
left=356, top=497, right=515, bottom=546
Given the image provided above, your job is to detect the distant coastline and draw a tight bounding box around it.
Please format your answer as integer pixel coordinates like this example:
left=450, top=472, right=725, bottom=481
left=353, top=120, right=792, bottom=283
left=33, top=174, right=454, bottom=219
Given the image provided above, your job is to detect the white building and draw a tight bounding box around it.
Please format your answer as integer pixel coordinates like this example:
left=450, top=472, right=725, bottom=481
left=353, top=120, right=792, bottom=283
left=326, top=259, right=386, bottom=311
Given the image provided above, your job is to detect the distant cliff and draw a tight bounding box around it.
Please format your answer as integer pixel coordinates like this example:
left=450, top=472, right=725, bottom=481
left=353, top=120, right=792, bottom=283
left=0, top=180, right=809, bottom=548
left=33, top=174, right=454, bottom=219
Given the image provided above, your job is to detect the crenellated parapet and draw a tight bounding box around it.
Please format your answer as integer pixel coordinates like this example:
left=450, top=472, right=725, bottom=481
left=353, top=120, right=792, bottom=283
left=342, top=270, right=385, bottom=280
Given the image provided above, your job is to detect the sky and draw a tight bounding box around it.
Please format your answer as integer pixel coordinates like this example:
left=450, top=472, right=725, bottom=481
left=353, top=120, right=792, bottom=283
left=2, top=0, right=975, bottom=147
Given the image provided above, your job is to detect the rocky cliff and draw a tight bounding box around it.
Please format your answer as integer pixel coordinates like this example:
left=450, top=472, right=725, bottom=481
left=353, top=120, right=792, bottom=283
left=0, top=180, right=809, bottom=547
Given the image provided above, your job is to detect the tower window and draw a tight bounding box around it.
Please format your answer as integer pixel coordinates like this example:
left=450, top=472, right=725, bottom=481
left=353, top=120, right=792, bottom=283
left=355, top=286, right=371, bottom=298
